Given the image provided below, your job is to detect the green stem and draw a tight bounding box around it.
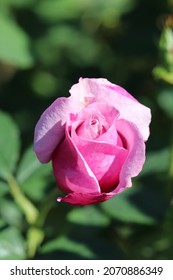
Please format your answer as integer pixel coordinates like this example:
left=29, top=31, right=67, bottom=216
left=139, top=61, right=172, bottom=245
left=7, top=175, right=39, bottom=225
left=27, top=226, right=44, bottom=259
left=7, top=175, right=57, bottom=259
left=37, top=188, right=57, bottom=227
left=27, top=188, right=57, bottom=259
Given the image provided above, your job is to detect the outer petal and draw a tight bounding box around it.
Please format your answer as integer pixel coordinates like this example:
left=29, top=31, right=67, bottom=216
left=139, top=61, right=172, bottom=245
left=34, top=96, right=81, bottom=163
left=70, top=78, right=151, bottom=141
left=72, top=121, right=128, bottom=192
left=111, top=119, right=146, bottom=195
left=57, top=192, right=111, bottom=206
left=52, top=123, right=100, bottom=195
left=55, top=119, right=145, bottom=206
left=76, top=101, right=120, bottom=128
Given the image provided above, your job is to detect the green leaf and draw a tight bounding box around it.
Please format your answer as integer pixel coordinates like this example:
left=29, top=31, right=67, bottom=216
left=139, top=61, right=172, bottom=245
left=35, top=0, right=85, bottom=22
left=0, top=15, right=34, bottom=68
left=31, top=71, right=58, bottom=98
left=35, top=0, right=135, bottom=23
left=67, top=205, right=110, bottom=227
left=20, top=176, right=51, bottom=201
left=40, top=235, right=95, bottom=259
left=4, top=0, right=35, bottom=7
left=17, top=146, right=51, bottom=184
left=16, top=146, right=52, bottom=201
left=0, top=197, right=23, bottom=227
left=157, top=89, right=173, bottom=118
left=35, top=25, right=100, bottom=66
left=0, top=227, right=26, bottom=260
left=153, top=66, right=173, bottom=85
left=101, top=188, right=157, bottom=224
left=0, top=219, right=6, bottom=229
left=140, top=148, right=169, bottom=177
left=0, top=111, right=20, bottom=180
left=0, top=181, right=9, bottom=196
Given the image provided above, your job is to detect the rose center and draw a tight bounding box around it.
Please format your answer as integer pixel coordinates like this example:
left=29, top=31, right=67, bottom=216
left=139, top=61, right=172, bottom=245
left=90, top=115, right=103, bottom=136
left=76, top=113, right=108, bottom=140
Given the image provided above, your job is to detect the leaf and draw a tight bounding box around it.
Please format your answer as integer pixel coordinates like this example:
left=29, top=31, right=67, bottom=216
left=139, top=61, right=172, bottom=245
left=0, top=219, right=6, bottom=229
left=35, top=0, right=135, bottom=23
left=0, top=111, right=20, bottom=180
left=0, top=197, right=23, bottom=227
left=35, top=0, right=85, bottom=22
left=157, top=89, right=173, bottom=118
left=140, top=148, right=169, bottom=177
left=35, top=25, right=100, bottom=66
left=31, top=70, right=57, bottom=98
left=153, top=66, right=173, bottom=84
left=0, top=227, right=26, bottom=260
left=16, top=146, right=52, bottom=201
left=4, top=0, right=35, bottom=7
left=0, top=15, right=34, bottom=68
left=67, top=205, right=110, bottom=227
left=40, top=235, right=96, bottom=259
left=17, top=146, right=51, bottom=184
left=20, top=176, right=52, bottom=201
left=101, top=188, right=157, bottom=224
left=0, top=181, right=9, bottom=196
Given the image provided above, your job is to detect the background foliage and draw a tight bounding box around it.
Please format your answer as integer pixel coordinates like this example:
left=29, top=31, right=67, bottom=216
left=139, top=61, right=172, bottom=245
left=0, top=0, right=173, bottom=260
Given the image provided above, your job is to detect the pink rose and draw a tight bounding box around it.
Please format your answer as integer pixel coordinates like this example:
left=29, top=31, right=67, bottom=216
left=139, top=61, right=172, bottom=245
left=34, top=78, right=151, bottom=205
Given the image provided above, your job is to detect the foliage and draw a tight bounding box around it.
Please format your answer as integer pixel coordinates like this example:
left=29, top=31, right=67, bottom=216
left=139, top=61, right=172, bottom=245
left=0, top=0, right=173, bottom=260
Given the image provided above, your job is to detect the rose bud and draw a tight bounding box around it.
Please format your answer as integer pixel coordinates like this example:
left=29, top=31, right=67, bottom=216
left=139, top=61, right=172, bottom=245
left=34, top=78, right=151, bottom=205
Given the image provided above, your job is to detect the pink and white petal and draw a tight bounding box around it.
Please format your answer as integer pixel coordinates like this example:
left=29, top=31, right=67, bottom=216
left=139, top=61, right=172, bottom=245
left=70, top=78, right=151, bottom=141
left=71, top=124, right=128, bottom=192
left=72, top=102, right=120, bottom=144
left=112, top=119, right=145, bottom=194
left=76, top=101, right=120, bottom=127
left=57, top=192, right=111, bottom=206
left=34, top=96, right=82, bottom=163
left=52, top=124, right=100, bottom=195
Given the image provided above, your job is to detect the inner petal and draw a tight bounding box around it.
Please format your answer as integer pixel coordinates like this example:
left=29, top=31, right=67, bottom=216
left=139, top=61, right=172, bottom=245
left=77, top=113, right=108, bottom=140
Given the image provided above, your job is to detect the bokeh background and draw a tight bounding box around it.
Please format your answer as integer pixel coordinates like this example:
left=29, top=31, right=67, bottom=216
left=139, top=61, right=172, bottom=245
left=0, top=0, right=173, bottom=260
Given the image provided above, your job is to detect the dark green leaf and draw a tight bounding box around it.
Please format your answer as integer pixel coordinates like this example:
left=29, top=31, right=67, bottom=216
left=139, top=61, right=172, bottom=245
left=20, top=176, right=51, bottom=201
left=0, top=227, right=26, bottom=260
left=0, top=197, right=23, bottom=227
left=0, top=219, right=6, bottom=229
left=0, top=111, right=20, bottom=180
left=140, top=148, right=169, bottom=177
left=40, top=235, right=95, bottom=259
left=157, top=89, right=173, bottom=118
left=67, top=205, right=110, bottom=227
left=0, top=15, right=34, bottom=68
left=35, top=0, right=85, bottom=22
left=101, top=188, right=157, bottom=224
left=0, top=181, right=9, bottom=196
left=31, top=71, right=57, bottom=98
left=35, top=25, right=100, bottom=67
left=17, top=146, right=51, bottom=184
left=35, top=0, right=135, bottom=23
left=1, top=0, right=34, bottom=7
left=16, top=146, right=52, bottom=201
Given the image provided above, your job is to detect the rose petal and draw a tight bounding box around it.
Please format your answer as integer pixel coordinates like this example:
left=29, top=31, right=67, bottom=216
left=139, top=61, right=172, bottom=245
left=34, top=96, right=82, bottom=163
left=57, top=192, right=111, bottom=206
left=111, top=119, right=146, bottom=194
left=59, top=118, right=146, bottom=203
left=72, top=121, right=128, bottom=192
left=70, top=78, right=151, bottom=141
left=52, top=122, right=100, bottom=194
left=73, top=102, right=120, bottom=144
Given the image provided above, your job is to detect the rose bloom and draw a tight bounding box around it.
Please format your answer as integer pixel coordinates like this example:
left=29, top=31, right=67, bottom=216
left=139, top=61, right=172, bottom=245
left=34, top=78, right=151, bottom=205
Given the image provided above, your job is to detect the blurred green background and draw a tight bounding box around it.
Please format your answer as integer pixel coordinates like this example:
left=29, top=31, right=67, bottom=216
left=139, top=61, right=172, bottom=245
left=0, top=0, right=173, bottom=260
